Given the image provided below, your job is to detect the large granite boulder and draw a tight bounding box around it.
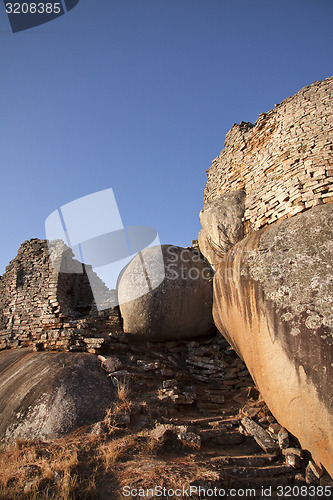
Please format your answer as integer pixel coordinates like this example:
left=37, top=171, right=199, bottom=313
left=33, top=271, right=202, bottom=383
left=0, top=348, right=114, bottom=442
left=213, top=204, right=333, bottom=477
left=118, top=245, right=214, bottom=341
left=198, top=190, right=245, bottom=268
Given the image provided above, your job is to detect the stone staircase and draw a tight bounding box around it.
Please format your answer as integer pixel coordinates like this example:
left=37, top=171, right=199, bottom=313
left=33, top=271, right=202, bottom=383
left=96, top=331, right=332, bottom=496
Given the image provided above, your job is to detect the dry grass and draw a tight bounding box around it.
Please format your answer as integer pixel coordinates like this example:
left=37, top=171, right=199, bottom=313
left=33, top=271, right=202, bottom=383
left=0, top=437, right=95, bottom=499
left=103, top=379, right=132, bottom=434
left=116, top=379, right=130, bottom=402
left=140, top=430, right=163, bottom=455
left=0, top=428, right=217, bottom=500
left=114, top=455, right=220, bottom=498
left=100, top=434, right=139, bottom=472
left=0, top=380, right=212, bottom=499
left=100, top=440, right=121, bottom=471
left=0, top=381, right=141, bottom=499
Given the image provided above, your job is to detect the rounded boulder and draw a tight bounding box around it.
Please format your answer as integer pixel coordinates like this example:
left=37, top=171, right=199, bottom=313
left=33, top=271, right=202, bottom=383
left=118, top=245, right=214, bottom=340
left=0, top=349, right=115, bottom=442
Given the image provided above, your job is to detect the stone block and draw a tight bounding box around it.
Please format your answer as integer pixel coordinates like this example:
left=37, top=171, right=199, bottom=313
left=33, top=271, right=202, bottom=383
left=241, top=417, right=280, bottom=454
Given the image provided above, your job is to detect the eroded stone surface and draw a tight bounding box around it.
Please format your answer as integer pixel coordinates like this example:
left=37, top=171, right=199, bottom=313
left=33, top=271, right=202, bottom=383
left=213, top=204, right=333, bottom=477
left=0, top=348, right=115, bottom=442
left=198, top=190, right=245, bottom=268
left=118, top=245, right=215, bottom=341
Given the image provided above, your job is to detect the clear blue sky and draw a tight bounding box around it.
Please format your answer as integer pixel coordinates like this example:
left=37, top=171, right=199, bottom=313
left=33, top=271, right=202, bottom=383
left=0, top=0, right=332, bottom=275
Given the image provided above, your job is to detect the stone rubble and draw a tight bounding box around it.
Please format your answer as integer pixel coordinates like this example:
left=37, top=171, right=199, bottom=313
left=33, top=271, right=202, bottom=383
left=90, top=330, right=333, bottom=491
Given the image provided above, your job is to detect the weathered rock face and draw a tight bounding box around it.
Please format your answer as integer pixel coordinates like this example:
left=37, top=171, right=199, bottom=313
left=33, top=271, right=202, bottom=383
left=204, top=77, right=333, bottom=237
left=118, top=245, right=215, bottom=341
left=213, top=204, right=333, bottom=477
left=0, top=348, right=115, bottom=442
left=198, top=190, right=245, bottom=268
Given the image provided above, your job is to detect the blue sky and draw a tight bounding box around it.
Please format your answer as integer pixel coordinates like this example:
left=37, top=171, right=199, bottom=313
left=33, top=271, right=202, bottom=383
left=0, top=0, right=332, bottom=275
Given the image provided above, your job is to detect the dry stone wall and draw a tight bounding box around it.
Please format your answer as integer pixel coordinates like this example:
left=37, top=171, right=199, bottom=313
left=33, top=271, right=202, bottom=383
left=204, top=77, right=333, bottom=234
left=0, top=239, right=121, bottom=352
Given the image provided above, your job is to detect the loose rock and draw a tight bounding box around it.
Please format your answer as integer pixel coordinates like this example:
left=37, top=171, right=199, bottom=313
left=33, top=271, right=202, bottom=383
left=241, top=417, right=280, bottom=454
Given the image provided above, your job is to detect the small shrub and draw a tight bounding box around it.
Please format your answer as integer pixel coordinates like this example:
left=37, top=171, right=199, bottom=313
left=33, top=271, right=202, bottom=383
left=116, top=380, right=130, bottom=402
left=100, top=441, right=121, bottom=471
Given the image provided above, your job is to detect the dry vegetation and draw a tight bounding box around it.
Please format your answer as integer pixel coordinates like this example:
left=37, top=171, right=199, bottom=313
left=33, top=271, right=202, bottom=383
left=0, top=435, right=99, bottom=499
left=0, top=380, right=209, bottom=499
left=0, top=431, right=212, bottom=500
left=0, top=382, right=130, bottom=499
left=0, top=383, right=134, bottom=499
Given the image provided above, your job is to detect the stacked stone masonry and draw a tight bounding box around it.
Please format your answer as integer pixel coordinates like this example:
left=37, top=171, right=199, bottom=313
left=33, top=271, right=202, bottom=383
left=204, top=77, right=333, bottom=234
left=0, top=239, right=122, bottom=352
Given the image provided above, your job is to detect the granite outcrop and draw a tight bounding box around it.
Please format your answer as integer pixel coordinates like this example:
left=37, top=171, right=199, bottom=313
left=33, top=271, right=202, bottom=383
left=199, top=190, right=245, bottom=268
left=213, top=204, right=333, bottom=477
left=0, top=348, right=115, bottom=442
left=200, top=77, right=333, bottom=478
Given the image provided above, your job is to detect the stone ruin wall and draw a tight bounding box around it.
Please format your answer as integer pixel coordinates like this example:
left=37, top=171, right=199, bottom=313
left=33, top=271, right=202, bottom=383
left=204, top=77, right=333, bottom=234
left=0, top=239, right=122, bottom=352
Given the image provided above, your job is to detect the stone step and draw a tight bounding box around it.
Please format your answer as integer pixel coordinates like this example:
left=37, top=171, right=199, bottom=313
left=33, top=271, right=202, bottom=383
left=196, top=390, right=230, bottom=400
left=220, top=464, right=294, bottom=479
left=170, top=415, right=241, bottom=427
left=226, top=474, right=301, bottom=489
left=197, top=402, right=240, bottom=413
left=210, top=453, right=276, bottom=467
left=198, top=425, right=239, bottom=436
left=203, top=419, right=242, bottom=430
left=190, top=474, right=298, bottom=496
left=199, top=428, right=244, bottom=445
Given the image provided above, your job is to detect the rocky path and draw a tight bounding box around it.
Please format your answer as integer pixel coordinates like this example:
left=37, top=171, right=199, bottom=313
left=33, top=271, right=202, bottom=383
left=96, top=331, right=332, bottom=498
left=1, top=332, right=331, bottom=499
